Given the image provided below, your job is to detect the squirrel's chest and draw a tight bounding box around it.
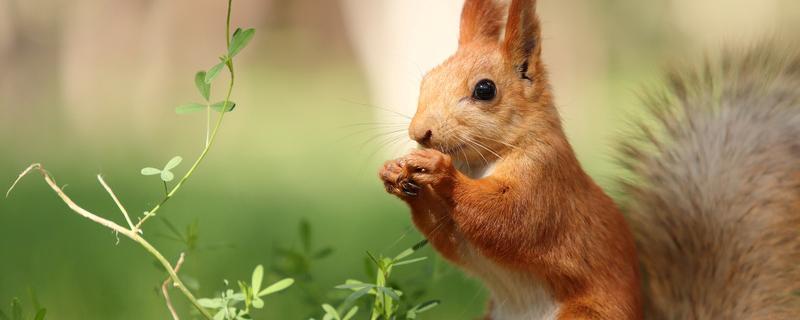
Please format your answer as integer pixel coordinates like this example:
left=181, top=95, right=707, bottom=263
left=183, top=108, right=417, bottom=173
left=451, top=161, right=560, bottom=319
left=460, top=243, right=560, bottom=320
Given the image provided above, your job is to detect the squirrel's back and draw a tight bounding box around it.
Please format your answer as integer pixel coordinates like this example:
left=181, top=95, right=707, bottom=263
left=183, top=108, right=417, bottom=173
left=619, top=43, right=800, bottom=319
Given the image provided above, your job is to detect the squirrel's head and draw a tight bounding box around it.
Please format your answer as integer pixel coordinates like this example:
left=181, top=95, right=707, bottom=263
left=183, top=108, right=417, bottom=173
left=410, top=0, right=560, bottom=166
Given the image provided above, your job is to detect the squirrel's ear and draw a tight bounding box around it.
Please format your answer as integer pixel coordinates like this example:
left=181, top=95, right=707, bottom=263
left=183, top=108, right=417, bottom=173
left=459, top=0, right=505, bottom=46
left=503, top=0, right=541, bottom=80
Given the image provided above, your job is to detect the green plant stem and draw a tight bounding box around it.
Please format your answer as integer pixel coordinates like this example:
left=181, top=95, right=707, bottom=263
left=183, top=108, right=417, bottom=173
left=206, top=103, right=211, bottom=147
left=371, top=264, right=390, bottom=320
left=136, top=0, right=236, bottom=230
left=6, top=164, right=215, bottom=320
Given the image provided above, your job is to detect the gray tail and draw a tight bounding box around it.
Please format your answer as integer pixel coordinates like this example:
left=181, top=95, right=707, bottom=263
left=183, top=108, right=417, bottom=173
left=618, top=42, right=800, bottom=319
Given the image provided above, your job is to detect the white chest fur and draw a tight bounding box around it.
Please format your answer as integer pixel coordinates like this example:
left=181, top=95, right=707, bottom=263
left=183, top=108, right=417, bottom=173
left=461, top=244, right=560, bottom=320
left=454, top=159, right=498, bottom=179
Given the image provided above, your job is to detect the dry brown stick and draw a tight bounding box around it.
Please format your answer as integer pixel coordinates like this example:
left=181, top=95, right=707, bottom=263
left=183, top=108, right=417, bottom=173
left=162, top=253, right=187, bottom=320
left=5, top=164, right=215, bottom=320
left=97, top=174, right=139, bottom=233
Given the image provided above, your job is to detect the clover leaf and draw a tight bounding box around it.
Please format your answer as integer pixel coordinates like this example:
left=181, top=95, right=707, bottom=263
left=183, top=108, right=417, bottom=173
left=140, top=156, right=183, bottom=182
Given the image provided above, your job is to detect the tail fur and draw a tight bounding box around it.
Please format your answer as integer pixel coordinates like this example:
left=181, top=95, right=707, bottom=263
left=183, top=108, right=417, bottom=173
left=618, top=42, right=800, bottom=319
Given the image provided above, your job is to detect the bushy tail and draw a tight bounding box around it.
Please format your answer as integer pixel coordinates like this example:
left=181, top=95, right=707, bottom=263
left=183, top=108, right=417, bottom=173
left=618, top=42, right=800, bottom=319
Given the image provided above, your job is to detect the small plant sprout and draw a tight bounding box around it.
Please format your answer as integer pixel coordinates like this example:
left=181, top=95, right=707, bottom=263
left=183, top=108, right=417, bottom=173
left=319, top=303, right=359, bottom=320
left=0, top=297, right=46, bottom=320
left=322, top=240, right=440, bottom=320
left=4, top=0, right=269, bottom=319
left=404, top=301, right=440, bottom=320
left=141, top=156, right=183, bottom=183
left=197, top=265, right=294, bottom=320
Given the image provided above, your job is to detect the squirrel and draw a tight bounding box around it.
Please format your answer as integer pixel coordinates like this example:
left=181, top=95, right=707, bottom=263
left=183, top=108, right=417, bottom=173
left=378, top=0, right=800, bottom=319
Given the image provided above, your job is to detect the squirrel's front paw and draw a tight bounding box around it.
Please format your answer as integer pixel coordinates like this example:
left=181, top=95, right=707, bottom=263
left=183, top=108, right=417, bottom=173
left=380, top=158, right=422, bottom=197
left=379, top=149, right=456, bottom=198
left=402, top=149, right=456, bottom=194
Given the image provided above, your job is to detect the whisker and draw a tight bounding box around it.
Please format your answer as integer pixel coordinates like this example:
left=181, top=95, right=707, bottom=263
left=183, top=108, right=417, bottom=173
left=363, top=133, right=409, bottom=166
left=471, top=133, right=539, bottom=163
left=339, top=98, right=413, bottom=120
left=356, top=129, right=407, bottom=152
left=466, top=140, right=490, bottom=168
left=335, top=126, right=406, bottom=145
left=468, top=137, right=503, bottom=160
left=471, top=133, right=528, bottom=154
left=458, top=144, right=471, bottom=173
left=337, top=122, right=408, bottom=130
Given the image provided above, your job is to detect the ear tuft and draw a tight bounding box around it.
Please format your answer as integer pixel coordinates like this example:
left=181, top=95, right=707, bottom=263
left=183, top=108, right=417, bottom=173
left=459, top=0, right=506, bottom=46
left=503, top=0, right=541, bottom=79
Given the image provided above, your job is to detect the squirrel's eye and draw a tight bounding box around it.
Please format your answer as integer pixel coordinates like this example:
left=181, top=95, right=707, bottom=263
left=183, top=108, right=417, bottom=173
left=472, top=79, right=496, bottom=101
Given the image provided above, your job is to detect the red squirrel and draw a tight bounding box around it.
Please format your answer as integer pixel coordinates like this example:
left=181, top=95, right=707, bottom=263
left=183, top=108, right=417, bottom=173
left=379, top=0, right=800, bottom=319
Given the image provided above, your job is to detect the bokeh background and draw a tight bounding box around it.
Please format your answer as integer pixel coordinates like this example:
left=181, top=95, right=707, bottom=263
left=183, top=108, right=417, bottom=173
left=1, top=0, right=798, bottom=319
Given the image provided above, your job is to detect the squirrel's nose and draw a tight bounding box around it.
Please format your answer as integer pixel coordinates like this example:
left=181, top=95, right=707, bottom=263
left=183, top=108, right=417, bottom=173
left=411, top=129, right=433, bottom=147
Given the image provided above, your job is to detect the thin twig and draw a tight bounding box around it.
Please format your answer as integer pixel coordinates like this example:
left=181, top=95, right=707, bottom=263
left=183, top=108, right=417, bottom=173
left=6, top=163, right=39, bottom=198
left=162, top=252, right=187, bottom=320
left=6, top=164, right=215, bottom=320
left=97, top=174, right=138, bottom=233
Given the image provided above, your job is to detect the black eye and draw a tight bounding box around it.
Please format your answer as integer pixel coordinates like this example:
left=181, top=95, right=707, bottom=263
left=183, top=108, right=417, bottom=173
left=472, top=79, right=496, bottom=101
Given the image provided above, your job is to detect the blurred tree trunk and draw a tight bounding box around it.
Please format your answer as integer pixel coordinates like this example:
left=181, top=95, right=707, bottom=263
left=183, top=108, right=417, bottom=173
left=0, top=0, right=65, bottom=138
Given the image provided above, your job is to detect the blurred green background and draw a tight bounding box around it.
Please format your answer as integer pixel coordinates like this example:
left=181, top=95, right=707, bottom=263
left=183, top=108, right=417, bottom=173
left=1, top=0, right=798, bottom=319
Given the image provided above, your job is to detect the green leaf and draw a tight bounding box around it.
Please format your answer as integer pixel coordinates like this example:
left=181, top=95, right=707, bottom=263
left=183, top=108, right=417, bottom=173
left=185, top=220, right=200, bottom=252
left=205, top=61, right=227, bottom=84
left=0, top=309, right=8, bottom=320
left=164, top=156, right=183, bottom=171
left=210, top=101, right=237, bottom=113
left=195, top=71, right=211, bottom=101
left=257, top=278, right=294, bottom=297
left=414, top=300, right=440, bottom=313
left=251, top=265, right=264, bottom=294
left=321, top=304, right=338, bottom=318
left=197, top=298, right=222, bottom=308
left=365, top=251, right=380, bottom=268
left=230, top=292, right=245, bottom=301
left=33, top=309, right=46, bottom=320
left=393, top=257, right=427, bottom=267
left=176, top=103, right=206, bottom=114
left=28, top=288, right=41, bottom=311
left=237, top=281, right=250, bottom=306
left=412, top=239, right=429, bottom=251
left=213, top=309, right=226, bottom=320
left=9, top=300, right=20, bottom=320
left=393, top=248, right=415, bottom=261
left=378, top=287, right=400, bottom=301
left=159, top=217, right=185, bottom=243
left=335, top=283, right=374, bottom=290
left=181, top=275, right=201, bottom=291
left=394, top=240, right=427, bottom=261
left=313, top=247, right=334, bottom=259
left=141, top=167, right=161, bottom=176
left=160, top=170, right=175, bottom=182
left=11, top=298, right=21, bottom=320
left=251, top=297, right=264, bottom=309
left=229, top=28, right=255, bottom=57
left=340, top=287, right=370, bottom=311
left=342, top=306, right=358, bottom=320
left=299, top=219, right=311, bottom=253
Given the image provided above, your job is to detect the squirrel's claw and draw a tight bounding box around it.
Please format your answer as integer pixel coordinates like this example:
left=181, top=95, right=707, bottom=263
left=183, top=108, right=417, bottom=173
left=401, top=180, right=421, bottom=196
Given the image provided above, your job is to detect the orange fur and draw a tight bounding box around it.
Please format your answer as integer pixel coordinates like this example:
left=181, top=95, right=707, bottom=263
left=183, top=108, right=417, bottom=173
left=379, top=0, right=641, bottom=319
